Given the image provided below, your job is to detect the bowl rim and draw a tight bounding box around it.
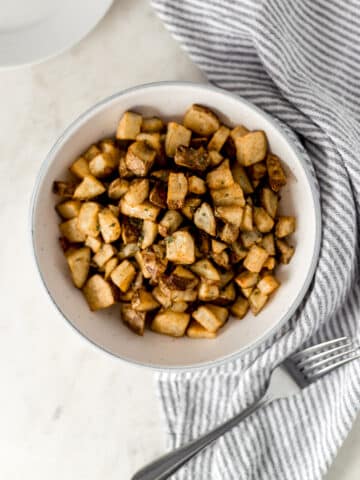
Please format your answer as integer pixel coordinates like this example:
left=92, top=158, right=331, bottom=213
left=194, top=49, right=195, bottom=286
left=30, top=80, right=322, bottom=371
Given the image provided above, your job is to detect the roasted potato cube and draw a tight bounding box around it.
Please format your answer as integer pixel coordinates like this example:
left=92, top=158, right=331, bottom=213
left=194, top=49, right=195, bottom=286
left=69, top=156, right=90, bottom=179
left=276, top=238, right=295, bottom=264
left=169, top=302, right=188, bottom=313
left=262, top=233, right=276, bottom=256
left=249, top=288, right=268, bottom=315
left=219, top=223, right=239, bottom=244
left=108, top=178, right=129, bottom=200
left=266, top=154, right=287, bottom=192
left=141, top=220, right=158, bottom=249
left=243, top=245, right=269, bottom=273
left=190, top=259, right=220, bottom=282
left=208, top=150, right=224, bottom=167
left=66, top=247, right=91, bottom=288
left=183, top=104, right=220, bottom=136
left=119, top=290, right=135, bottom=302
left=218, top=270, right=235, bottom=288
left=159, top=210, right=183, bottom=237
left=85, top=235, right=102, bottom=253
left=98, top=208, right=121, bottom=243
left=240, top=230, right=262, bottom=248
left=163, top=266, right=199, bottom=290
left=174, top=145, right=210, bottom=172
left=117, top=243, right=139, bottom=260
left=235, top=130, right=267, bottom=166
left=208, top=125, right=230, bottom=151
left=83, top=145, right=101, bottom=161
left=149, top=182, right=167, bottom=208
left=152, top=286, right=172, bottom=308
left=171, top=288, right=197, bottom=302
left=135, top=252, right=152, bottom=279
left=192, top=305, right=228, bottom=333
left=241, top=287, right=254, bottom=298
left=206, top=159, right=234, bottom=190
left=215, top=205, right=244, bottom=229
left=151, top=169, right=170, bottom=182
left=231, top=163, right=254, bottom=194
left=141, top=247, right=168, bottom=281
left=59, top=218, right=86, bottom=242
left=258, top=275, right=280, bottom=295
left=136, top=132, right=162, bottom=153
left=230, top=241, right=248, bottom=264
left=215, top=282, right=236, bottom=305
left=263, top=256, right=276, bottom=270
left=141, top=116, right=164, bottom=133
left=235, top=271, right=259, bottom=289
left=89, top=152, right=118, bottom=178
left=99, top=139, right=120, bottom=158
left=152, top=310, right=190, bottom=337
left=93, top=244, right=117, bottom=268
left=73, top=175, right=106, bottom=200
left=104, top=257, right=119, bottom=280
left=249, top=162, right=267, bottom=181
left=126, top=140, right=156, bottom=176
left=212, top=251, right=230, bottom=269
left=110, top=260, right=136, bottom=292
left=230, top=297, right=249, bottom=319
left=167, top=172, right=188, bottom=209
left=121, top=217, right=142, bottom=244
left=166, top=231, right=195, bottom=265
left=116, top=111, right=142, bottom=140
left=181, top=197, right=202, bottom=220
left=198, top=280, right=220, bottom=301
left=77, top=202, right=100, bottom=237
left=118, top=155, right=133, bottom=178
left=124, top=179, right=149, bottom=206
left=254, top=207, right=275, bottom=233
left=83, top=275, right=116, bottom=311
left=165, top=122, right=192, bottom=157
left=121, top=304, right=146, bottom=335
left=194, top=202, right=216, bottom=236
left=188, top=176, right=206, bottom=194
left=275, top=216, right=296, bottom=238
left=53, top=181, right=76, bottom=198
left=132, top=288, right=160, bottom=312
left=56, top=200, right=81, bottom=219
left=187, top=321, right=217, bottom=339
left=261, top=188, right=278, bottom=218
left=120, top=199, right=160, bottom=222
left=210, top=183, right=245, bottom=207
left=211, top=239, right=227, bottom=254
left=230, top=125, right=249, bottom=140
left=190, top=136, right=208, bottom=148
left=240, top=204, right=253, bottom=231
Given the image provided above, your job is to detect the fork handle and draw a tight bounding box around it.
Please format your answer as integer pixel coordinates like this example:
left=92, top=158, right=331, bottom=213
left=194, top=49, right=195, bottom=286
left=131, top=398, right=268, bottom=480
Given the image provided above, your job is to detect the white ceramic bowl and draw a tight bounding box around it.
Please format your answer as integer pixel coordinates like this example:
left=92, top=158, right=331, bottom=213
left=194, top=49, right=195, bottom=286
left=31, top=82, right=321, bottom=370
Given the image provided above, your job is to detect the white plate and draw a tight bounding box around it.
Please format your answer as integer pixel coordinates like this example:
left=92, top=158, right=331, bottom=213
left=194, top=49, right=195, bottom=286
left=0, top=0, right=112, bottom=68
left=31, top=82, right=321, bottom=370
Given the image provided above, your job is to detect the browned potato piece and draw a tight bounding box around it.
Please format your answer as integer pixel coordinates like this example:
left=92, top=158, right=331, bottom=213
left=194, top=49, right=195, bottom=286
left=66, top=247, right=91, bottom=288
left=261, top=188, right=278, bottom=218
left=174, top=145, right=210, bottom=171
left=263, top=257, right=276, bottom=270
left=152, top=286, right=172, bottom=309
left=190, top=259, right=220, bottom=282
left=235, top=131, right=268, bottom=166
left=83, top=275, right=116, bottom=311
left=194, top=202, right=216, bottom=236
left=163, top=266, right=199, bottom=290
left=141, top=246, right=168, bottom=281
left=117, top=243, right=139, bottom=260
left=73, top=175, right=106, bottom=200
left=198, top=281, right=220, bottom=301
left=89, top=152, right=118, bottom=178
left=215, top=205, right=244, bottom=229
left=235, top=271, right=259, bottom=288
left=85, top=235, right=102, bottom=253
left=240, top=231, right=262, bottom=248
left=188, top=176, right=206, bottom=195
left=214, top=282, right=236, bottom=305
left=266, top=154, right=287, bottom=192
left=116, top=111, right=142, bottom=140
left=187, top=321, right=217, bottom=339
left=249, top=162, right=267, bottom=181
left=53, top=181, right=76, bottom=198
left=56, top=200, right=81, bottom=219
left=136, top=132, right=162, bottom=153
left=83, top=145, right=101, bottom=161
left=211, top=239, right=227, bottom=254
left=208, top=150, right=223, bottom=167
left=151, top=169, right=170, bottom=182
left=258, top=275, right=280, bottom=295
left=249, top=288, right=268, bottom=315
left=165, top=122, right=192, bottom=157
left=231, top=163, right=254, bottom=194
left=262, top=233, right=276, bottom=256
left=183, top=104, right=220, bottom=136
left=275, top=216, right=296, bottom=238
left=241, top=287, right=254, bottom=298
left=93, top=244, right=117, bottom=268
left=181, top=197, right=201, bottom=220
left=219, top=223, right=239, bottom=244
left=124, top=179, right=149, bottom=206
left=120, top=304, right=145, bottom=336
left=230, top=242, right=248, bottom=264
left=121, top=217, right=141, bottom=244
left=152, top=310, right=190, bottom=337
left=206, top=159, right=234, bottom=190
left=141, top=116, right=164, bottom=133
left=213, top=250, right=230, bottom=269
left=230, top=125, right=249, bottom=140
left=243, top=245, right=269, bottom=273
left=218, top=270, right=235, bottom=288
left=99, top=139, right=120, bottom=159
left=159, top=210, right=183, bottom=237
left=110, top=260, right=136, bottom=292
left=59, top=218, right=86, bottom=242
left=132, top=289, right=160, bottom=312
left=230, top=297, right=249, bottom=319
left=167, top=173, right=188, bottom=209
left=254, top=207, right=275, bottom=233
left=166, top=231, right=195, bottom=264
left=171, top=289, right=197, bottom=303
left=210, top=183, right=245, bottom=207
left=276, top=238, right=295, bottom=264
left=69, top=156, right=90, bottom=179
left=77, top=202, right=100, bottom=237
left=192, top=305, right=228, bottom=333
left=119, top=290, right=135, bottom=302
left=108, top=178, right=129, bottom=200
left=208, top=125, right=230, bottom=151
left=119, top=199, right=160, bottom=222
left=104, top=257, right=119, bottom=280
left=135, top=252, right=152, bottom=279
left=119, top=155, right=133, bottom=178
left=98, top=208, right=121, bottom=243
left=149, top=183, right=167, bottom=208
left=141, top=220, right=158, bottom=249
left=126, top=140, right=156, bottom=176
left=240, top=204, right=253, bottom=231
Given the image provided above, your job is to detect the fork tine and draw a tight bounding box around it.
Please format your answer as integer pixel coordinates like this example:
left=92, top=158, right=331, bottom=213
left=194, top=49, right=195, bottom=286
left=302, top=346, right=359, bottom=374
left=292, top=336, right=349, bottom=362
left=297, top=342, right=355, bottom=368
left=306, top=351, right=360, bottom=379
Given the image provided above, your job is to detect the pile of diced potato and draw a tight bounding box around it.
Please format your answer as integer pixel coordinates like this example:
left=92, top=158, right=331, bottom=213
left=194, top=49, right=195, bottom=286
left=53, top=104, right=296, bottom=338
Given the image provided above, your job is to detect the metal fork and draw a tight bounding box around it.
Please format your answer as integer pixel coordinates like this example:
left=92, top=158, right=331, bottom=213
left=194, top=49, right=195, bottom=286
left=132, top=336, right=360, bottom=480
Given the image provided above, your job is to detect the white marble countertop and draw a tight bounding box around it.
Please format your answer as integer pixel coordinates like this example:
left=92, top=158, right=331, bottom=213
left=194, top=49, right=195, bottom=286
left=0, top=0, right=358, bottom=478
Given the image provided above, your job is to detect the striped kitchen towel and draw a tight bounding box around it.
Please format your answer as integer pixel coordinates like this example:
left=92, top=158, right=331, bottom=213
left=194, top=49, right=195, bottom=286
left=151, top=1, right=360, bottom=479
